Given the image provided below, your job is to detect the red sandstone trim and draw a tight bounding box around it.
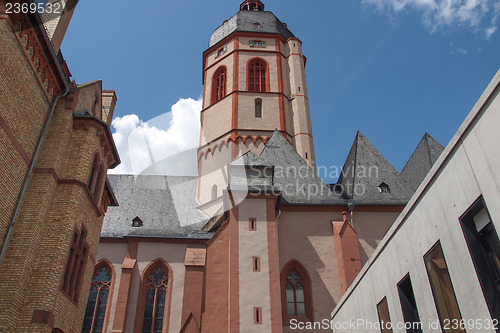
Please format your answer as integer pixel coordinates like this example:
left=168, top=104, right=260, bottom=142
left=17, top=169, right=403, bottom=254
left=229, top=198, right=240, bottom=333
left=0, top=113, right=31, bottom=165
left=254, top=307, right=263, bottom=324
left=292, top=132, right=313, bottom=138
left=201, top=90, right=294, bottom=113
left=266, top=198, right=282, bottom=332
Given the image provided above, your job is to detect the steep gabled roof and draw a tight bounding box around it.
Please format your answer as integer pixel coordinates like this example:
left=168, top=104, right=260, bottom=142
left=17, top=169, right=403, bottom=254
left=401, top=133, right=444, bottom=191
left=337, top=131, right=413, bottom=206
left=253, top=130, right=344, bottom=205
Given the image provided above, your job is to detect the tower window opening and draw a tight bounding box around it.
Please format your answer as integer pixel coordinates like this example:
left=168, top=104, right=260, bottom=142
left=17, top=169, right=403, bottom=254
left=249, top=218, right=257, bottom=231
left=254, top=307, right=262, bottom=324
left=211, top=185, right=217, bottom=201
left=253, top=257, right=261, bottom=272
left=298, top=86, right=301, bottom=92
left=248, top=59, right=267, bottom=92
left=212, top=67, right=227, bottom=104
left=305, top=152, right=308, bottom=159
left=255, top=98, right=262, bottom=118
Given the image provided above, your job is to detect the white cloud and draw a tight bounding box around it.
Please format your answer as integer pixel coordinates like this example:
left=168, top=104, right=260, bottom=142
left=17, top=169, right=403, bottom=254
left=109, top=98, right=202, bottom=175
left=362, top=0, right=500, bottom=37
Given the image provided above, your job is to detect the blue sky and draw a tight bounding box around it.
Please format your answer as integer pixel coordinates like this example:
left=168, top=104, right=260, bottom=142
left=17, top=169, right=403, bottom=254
left=61, top=0, right=500, bottom=182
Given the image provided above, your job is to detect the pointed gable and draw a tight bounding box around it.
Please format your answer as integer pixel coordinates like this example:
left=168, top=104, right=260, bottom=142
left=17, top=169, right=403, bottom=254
left=401, top=133, right=444, bottom=191
left=337, top=131, right=413, bottom=206
left=258, top=130, right=343, bottom=205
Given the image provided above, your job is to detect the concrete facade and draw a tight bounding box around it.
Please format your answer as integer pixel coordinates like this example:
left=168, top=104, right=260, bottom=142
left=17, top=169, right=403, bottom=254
left=331, top=69, right=500, bottom=332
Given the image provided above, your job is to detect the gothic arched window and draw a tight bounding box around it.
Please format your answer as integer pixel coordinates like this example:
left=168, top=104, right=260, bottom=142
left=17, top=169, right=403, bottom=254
left=212, top=66, right=227, bottom=104
left=82, top=262, right=113, bottom=333
left=135, top=260, right=172, bottom=333
left=248, top=59, right=267, bottom=92
left=280, top=260, right=314, bottom=324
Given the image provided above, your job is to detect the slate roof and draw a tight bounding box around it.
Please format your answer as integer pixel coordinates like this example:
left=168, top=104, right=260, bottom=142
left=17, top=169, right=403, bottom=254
left=229, top=130, right=345, bottom=205
left=102, top=131, right=443, bottom=238
left=101, top=175, right=210, bottom=239
left=336, top=131, right=414, bottom=206
left=209, top=10, right=295, bottom=47
left=401, top=133, right=444, bottom=191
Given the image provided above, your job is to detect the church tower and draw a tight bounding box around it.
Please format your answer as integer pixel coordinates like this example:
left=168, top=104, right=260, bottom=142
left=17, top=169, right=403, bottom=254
left=198, top=0, right=316, bottom=205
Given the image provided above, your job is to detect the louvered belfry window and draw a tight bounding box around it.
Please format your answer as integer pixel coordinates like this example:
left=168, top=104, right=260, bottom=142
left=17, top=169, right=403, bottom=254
left=249, top=59, right=266, bottom=92
left=142, top=267, right=169, bottom=333
left=82, top=265, right=112, bottom=333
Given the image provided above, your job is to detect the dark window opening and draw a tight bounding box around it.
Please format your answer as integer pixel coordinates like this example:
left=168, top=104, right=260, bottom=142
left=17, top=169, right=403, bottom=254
left=212, top=67, right=227, bottom=104
left=379, top=182, right=390, bottom=193
left=460, top=197, right=500, bottom=328
left=249, top=218, right=257, bottom=231
left=142, top=267, right=168, bottom=333
left=255, top=98, right=262, bottom=118
left=397, top=274, right=423, bottom=333
left=253, top=257, right=260, bottom=272
left=424, top=241, right=465, bottom=333
left=377, top=297, right=393, bottom=333
left=254, top=307, right=262, bottom=324
left=63, top=227, right=89, bottom=301
left=248, top=59, right=267, bottom=92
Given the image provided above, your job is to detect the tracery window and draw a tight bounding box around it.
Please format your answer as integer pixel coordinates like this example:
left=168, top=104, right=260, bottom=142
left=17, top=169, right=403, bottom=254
left=212, top=66, right=227, bottom=104
left=285, top=270, right=306, bottom=316
left=62, top=227, right=89, bottom=301
left=82, top=264, right=112, bottom=333
left=142, top=266, right=169, bottom=333
left=280, top=260, right=313, bottom=324
left=248, top=59, right=267, bottom=92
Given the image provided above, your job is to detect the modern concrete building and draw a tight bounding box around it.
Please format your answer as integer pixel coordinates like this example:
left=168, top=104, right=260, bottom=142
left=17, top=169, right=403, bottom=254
left=330, top=69, right=500, bottom=332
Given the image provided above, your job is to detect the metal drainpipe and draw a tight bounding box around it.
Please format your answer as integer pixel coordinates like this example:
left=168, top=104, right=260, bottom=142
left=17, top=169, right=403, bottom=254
left=0, top=85, right=70, bottom=265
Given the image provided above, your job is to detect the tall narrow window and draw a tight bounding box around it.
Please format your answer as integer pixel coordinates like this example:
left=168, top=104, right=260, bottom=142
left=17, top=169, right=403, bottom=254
left=82, top=263, right=112, bottom=333
left=62, top=227, right=89, bottom=301
left=255, top=98, right=262, bottom=118
left=377, top=297, right=393, bottom=333
left=254, top=307, right=262, bottom=324
left=137, top=261, right=171, bottom=333
left=88, top=154, right=100, bottom=194
left=280, top=260, right=313, bottom=324
left=397, top=274, right=423, bottom=333
left=248, top=59, right=267, bottom=92
left=211, top=185, right=217, bottom=201
left=460, top=197, right=500, bottom=326
left=424, top=242, right=464, bottom=333
left=212, top=66, right=227, bottom=104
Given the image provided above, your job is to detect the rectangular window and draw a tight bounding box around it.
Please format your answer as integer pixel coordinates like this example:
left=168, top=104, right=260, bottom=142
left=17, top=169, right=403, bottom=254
left=377, top=297, right=393, bottom=333
left=249, top=218, right=257, bottom=231
left=249, top=40, right=266, bottom=48
left=254, top=307, right=262, bottom=324
left=62, top=227, right=89, bottom=301
left=253, top=257, right=261, bottom=272
left=255, top=99, right=262, bottom=118
left=397, top=274, right=423, bottom=333
left=460, top=197, right=500, bottom=327
left=424, top=242, right=465, bottom=333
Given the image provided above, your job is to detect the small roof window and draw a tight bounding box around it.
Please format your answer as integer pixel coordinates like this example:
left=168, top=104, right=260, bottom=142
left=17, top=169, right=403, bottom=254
left=132, top=216, right=143, bottom=227
left=378, top=182, right=390, bottom=193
